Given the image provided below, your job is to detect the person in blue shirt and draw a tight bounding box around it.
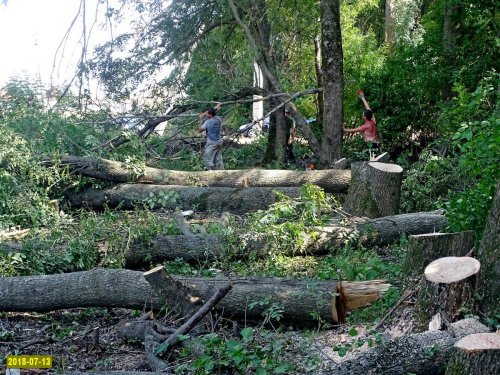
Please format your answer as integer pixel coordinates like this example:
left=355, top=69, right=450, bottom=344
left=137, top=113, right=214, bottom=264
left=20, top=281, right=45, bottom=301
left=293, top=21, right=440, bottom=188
left=198, top=102, right=224, bottom=170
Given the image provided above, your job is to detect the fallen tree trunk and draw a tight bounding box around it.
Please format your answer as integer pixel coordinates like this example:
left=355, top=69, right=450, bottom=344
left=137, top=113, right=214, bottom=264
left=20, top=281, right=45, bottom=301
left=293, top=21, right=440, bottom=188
left=327, top=318, right=490, bottom=375
left=445, top=333, right=500, bottom=375
left=54, top=155, right=351, bottom=193
left=125, top=211, right=449, bottom=267
left=0, top=269, right=389, bottom=325
left=64, top=184, right=304, bottom=214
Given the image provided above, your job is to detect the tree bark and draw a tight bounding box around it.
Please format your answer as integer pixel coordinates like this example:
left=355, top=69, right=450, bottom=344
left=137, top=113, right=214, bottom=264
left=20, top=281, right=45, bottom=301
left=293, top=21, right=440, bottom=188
left=442, top=0, right=461, bottom=99
left=55, top=155, right=351, bottom=193
left=417, top=257, right=480, bottom=324
left=326, top=319, right=490, bottom=375
left=0, top=269, right=389, bottom=325
left=125, top=211, right=449, bottom=267
left=385, top=0, right=394, bottom=46
left=476, top=181, right=500, bottom=317
left=64, top=185, right=304, bottom=214
left=321, top=0, right=344, bottom=165
left=445, top=333, right=500, bottom=375
left=403, top=231, right=474, bottom=279
left=343, top=162, right=403, bottom=218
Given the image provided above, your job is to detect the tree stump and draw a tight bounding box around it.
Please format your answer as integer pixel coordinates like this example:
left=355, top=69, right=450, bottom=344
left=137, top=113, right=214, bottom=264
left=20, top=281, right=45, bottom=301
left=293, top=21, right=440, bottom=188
left=476, top=181, right=500, bottom=317
left=344, top=162, right=403, bottom=218
left=445, top=333, right=500, bottom=375
left=403, top=231, right=474, bottom=279
left=417, top=257, right=480, bottom=324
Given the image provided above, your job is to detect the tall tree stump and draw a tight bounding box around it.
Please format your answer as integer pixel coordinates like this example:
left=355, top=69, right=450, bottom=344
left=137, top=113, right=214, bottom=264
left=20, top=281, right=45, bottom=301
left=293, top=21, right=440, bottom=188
left=344, top=162, right=403, bottom=218
left=445, top=333, right=500, bottom=375
left=476, top=181, right=500, bottom=316
left=403, top=231, right=474, bottom=279
left=417, top=256, right=480, bottom=324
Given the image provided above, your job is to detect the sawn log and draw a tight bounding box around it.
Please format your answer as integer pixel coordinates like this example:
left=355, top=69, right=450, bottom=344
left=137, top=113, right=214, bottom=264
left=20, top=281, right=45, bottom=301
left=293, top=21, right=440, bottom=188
left=54, top=155, right=351, bottom=193
left=0, top=269, right=389, bottom=325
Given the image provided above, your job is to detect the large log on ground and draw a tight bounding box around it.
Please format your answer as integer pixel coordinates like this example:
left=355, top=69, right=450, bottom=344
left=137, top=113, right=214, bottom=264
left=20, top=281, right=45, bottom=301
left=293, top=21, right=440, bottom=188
left=55, top=155, right=351, bottom=193
left=445, top=333, right=500, bottom=375
left=344, top=162, right=403, bottom=218
left=125, top=211, right=449, bottom=267
left=326, top=318, right=490, bottom=375
left=0, top=269, right=389, bottom=325
left=64, top=184, right=304, bottom=214
left=476, top=181, right=500, bottom=317
left=402, top=231, right=474, bottom=279
left=417, top=257, right=480, bottom=324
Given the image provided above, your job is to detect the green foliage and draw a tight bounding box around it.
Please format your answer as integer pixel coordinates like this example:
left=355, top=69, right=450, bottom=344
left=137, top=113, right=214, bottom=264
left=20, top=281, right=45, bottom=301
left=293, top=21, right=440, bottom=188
left=172, top=328, right=294, bottom=375
left=333, top=328, right=383, bottom=357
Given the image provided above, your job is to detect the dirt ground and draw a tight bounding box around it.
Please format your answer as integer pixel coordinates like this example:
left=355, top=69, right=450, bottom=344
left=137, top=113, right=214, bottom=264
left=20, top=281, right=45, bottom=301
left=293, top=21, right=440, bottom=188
left=0, top=296, right=417, bottom=374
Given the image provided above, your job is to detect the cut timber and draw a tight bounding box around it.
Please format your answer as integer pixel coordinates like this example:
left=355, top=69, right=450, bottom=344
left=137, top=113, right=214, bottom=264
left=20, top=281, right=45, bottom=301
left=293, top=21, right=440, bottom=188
left=476, top=181, right=500, bottom=317
left=125, top=211, right=448, bottom=267
left=124, top=211, right=448, bottom=267
left=54, top=155, right=351, bottom=193
left=331, top=158, right=349, bottom=170
left=344, top=162, right=403, bottom=218
left=445, top=333, right=500, bottom=375
left=64, top=184, right=304, bottom=214
left=326, top=318, right=490, bottom=375
left=0, top=269, right=389, bottom=325
left=403, top=231, right=474, bottom=278
left=417, top=257, right=480, bottom=323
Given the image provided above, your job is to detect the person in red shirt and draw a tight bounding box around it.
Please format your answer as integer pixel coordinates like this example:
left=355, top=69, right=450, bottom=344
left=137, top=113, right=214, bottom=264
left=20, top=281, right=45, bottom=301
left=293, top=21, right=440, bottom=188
left=343, top=90, right=379, bottom=159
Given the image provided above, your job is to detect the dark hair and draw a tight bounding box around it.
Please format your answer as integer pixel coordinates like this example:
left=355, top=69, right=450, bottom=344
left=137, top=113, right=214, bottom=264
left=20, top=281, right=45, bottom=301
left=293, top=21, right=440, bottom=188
left=206, top=108, right=217, bottom=116
left=363, top=109, right=373, bottom=120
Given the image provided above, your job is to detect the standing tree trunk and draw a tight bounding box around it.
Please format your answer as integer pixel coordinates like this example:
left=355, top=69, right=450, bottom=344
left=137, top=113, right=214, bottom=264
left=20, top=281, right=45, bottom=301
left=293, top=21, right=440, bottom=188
left=385, top=0, right=394, bottom=46
left=274, top=106, right=287, bottom=163
left=442, top=0, right=460, bottom=99
left=314, top=36, right=324, bottom=124
left=476, top=181, right=500, bottom=317
left=321, top=0, right=344, bottom=165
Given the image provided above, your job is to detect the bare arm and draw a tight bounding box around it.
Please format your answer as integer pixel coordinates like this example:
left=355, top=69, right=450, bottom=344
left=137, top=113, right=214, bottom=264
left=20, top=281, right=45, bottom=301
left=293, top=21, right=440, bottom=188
left=198, top=112, right=206, bottom=133
left=358, top=91, right=371, bottom=110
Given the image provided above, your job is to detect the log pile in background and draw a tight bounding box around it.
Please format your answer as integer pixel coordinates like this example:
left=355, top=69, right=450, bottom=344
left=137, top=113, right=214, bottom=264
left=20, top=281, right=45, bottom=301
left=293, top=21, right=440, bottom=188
left=0, top=268, right=390, bottom=325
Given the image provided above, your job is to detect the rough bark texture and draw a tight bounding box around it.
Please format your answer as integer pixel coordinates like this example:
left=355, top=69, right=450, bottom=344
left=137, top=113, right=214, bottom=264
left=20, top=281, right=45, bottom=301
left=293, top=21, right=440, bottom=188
left=58, top=156, right=351, bottom=191
left=321, top=0, right=344, bottom=165
left=343, top=162, right=403, bottom=218
left=417, top=257, right=480, bottom=324
left=124, top=211, right=449, bottom=267
left=64, top=184, right=304, bottom=214
left=326, top=319, right=490, bottom=375
left=476, top=181, right=500, bottom=317
left=385, top=0, right=394, bottom=46
left=0, top=269, right=388, bottom=324
left=403, top=231, right=474, bottom=279
left=445, top=333, right=500, bottom=375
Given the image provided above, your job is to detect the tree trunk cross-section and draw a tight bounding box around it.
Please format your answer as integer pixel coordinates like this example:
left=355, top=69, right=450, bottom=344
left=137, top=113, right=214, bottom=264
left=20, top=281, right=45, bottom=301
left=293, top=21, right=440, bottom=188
left=64, top=185, right=306, bottom=214
left=445, top=333, right=500, bottom=375
left=0, top=269, right=389, bottom=325
left=344, top=162, right=403, bottom=218
left=326, top=318, right=490, bottom=375
left=55, top=156, right=351, bottom=193
left=417, top=257, right=480, bottom=324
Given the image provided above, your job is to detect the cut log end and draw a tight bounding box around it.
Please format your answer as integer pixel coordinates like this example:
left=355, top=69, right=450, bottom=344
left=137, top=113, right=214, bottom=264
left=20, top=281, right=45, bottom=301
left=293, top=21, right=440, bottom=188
left=368, top=161, right=403, bottom=174
left=455, top=333, right=500, bottom=353
left=425, top=256, right=481, bottom=283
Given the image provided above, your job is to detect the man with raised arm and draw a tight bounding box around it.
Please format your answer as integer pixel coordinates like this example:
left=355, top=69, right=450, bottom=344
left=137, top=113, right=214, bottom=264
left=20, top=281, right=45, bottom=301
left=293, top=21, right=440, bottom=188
left=343, top=90, right=379, bottom=159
